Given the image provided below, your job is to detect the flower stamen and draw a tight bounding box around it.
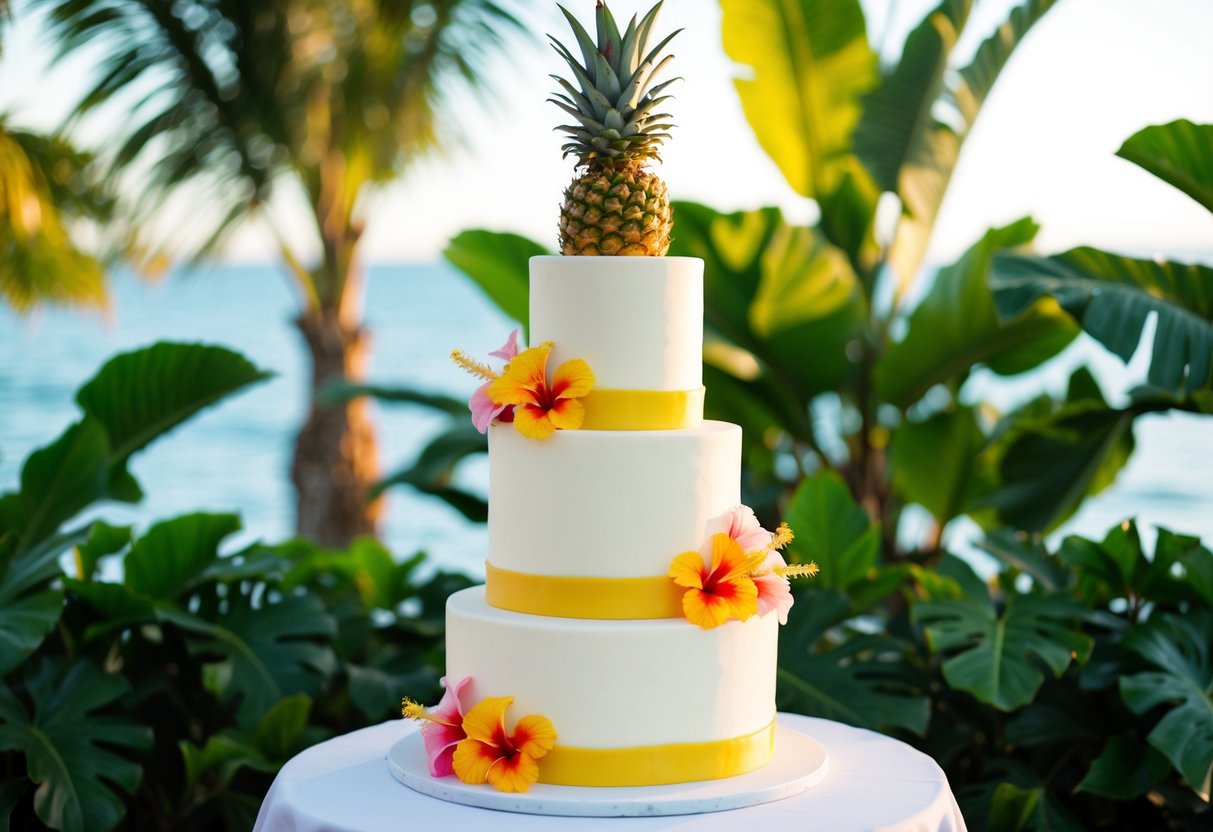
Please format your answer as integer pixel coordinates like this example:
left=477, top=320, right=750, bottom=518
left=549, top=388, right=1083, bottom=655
left=775, top=562, right=819, bottom=579
left=451, top=349, right=499, bottom=381
left=770, top=523, right=794, bottom=551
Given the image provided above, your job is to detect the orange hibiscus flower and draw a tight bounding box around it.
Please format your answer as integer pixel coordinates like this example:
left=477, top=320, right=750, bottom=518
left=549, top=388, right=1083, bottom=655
left=668, top=533, right=764, bottom=629
left=487, top=344, right=594, bottom=440
left=451, top=696, right=557, bottom=793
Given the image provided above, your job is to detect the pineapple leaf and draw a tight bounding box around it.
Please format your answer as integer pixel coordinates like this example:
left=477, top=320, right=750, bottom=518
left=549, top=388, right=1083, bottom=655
left=622, top=52, right=678, bottom=110
left=619, top=14, right=641, bottom=76
left=596, top=2, right=623, bottom=73
left=549, top=76, right=599, bottom=119
left=556, top=5, right=602, bottom=83
left=593, top=51, right=622, bottom=100
left=549, top=99, right=608, bottom=133
left=550, top=42, right=612, bottom=114
left=635, top=1, right=665, bottom=57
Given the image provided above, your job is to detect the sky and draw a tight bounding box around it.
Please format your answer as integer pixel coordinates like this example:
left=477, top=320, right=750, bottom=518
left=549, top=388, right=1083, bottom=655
left=1, top=0, right=1211, bottom=265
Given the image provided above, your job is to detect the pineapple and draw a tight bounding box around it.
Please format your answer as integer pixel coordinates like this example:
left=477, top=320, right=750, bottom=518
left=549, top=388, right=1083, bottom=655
left=549, top=1, right=680, bottom=256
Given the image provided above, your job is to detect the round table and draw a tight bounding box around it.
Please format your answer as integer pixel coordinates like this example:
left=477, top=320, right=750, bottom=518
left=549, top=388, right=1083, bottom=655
left=253, top=713, right=967, bottom=831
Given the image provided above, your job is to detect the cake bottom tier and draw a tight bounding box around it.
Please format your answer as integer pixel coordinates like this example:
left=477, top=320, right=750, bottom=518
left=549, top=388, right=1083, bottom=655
left=445, top=586, right=778, bottom=786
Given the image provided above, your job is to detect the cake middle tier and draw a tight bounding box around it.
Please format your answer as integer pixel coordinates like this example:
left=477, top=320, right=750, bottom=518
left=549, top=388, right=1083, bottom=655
left=488, top=420, right=741, bottom=581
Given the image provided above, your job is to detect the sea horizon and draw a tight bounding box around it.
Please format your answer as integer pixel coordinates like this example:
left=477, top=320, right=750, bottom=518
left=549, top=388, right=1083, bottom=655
left=3, top=261, right=1212, bottom=578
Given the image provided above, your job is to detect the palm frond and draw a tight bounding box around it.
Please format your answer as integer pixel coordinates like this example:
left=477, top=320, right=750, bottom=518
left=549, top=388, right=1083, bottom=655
left=0, top=118, right=115, bottom=312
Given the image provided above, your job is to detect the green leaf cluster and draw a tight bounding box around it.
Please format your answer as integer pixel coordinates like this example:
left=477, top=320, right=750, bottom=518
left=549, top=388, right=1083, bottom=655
left=0, top=343, right=464, bottom=831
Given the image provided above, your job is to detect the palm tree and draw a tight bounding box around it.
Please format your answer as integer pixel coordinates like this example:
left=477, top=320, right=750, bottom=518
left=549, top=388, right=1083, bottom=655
left=0, top=2, right=119, bottom=313
left=29, top=0, right=524, bottom=545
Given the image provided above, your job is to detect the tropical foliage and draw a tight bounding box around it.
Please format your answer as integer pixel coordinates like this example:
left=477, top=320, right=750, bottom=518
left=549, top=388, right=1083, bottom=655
left=0, top=1, right=123, bottom=314
left=0, top=343, right=468, bottom=831
left=26, top=0, right=526, bottom=546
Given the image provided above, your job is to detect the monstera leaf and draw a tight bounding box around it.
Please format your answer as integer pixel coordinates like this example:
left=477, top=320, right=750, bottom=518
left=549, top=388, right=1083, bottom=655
left=914, top=560, right=1092, bottom=711
left=721, top=0, right=875, bottom=203
left=1116, top=120, right=1213, bottom=213
left=992, top=248, right=1213, bottom=392
left=160, top=591, right=336, bottom=732
left=443, top=230, right=543, bottom=331
left=877, top=217, right=1077, bottom=407
left=0, top=659, right=152, bottom=832
left=776, top=589, right=928, bottom=734
left=1120, top=611, right=1213, bottom=796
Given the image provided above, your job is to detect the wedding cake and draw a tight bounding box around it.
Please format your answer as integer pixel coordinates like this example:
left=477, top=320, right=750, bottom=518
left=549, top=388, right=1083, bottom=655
left=400, top=1, right=815, bottom=796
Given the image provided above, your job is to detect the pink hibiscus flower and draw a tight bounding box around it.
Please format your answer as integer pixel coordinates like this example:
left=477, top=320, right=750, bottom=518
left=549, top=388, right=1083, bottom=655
left=402, top=675, right=474, bottom=777
left=702, top=505, right=774, bottom=558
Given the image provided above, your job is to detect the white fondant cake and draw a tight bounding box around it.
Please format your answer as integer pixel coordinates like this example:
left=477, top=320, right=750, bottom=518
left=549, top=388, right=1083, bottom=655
left=530, top=256, right=703, bottom=392
left=438, top=255, right=785, bottom=788
left=446, top=587, right=777, bottom=749
left=488, top=421, right=741, bottom=578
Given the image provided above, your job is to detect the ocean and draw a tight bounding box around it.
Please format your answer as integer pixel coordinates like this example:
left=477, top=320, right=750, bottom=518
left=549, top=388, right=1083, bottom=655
left=2, top=262, right=1210, bottom=578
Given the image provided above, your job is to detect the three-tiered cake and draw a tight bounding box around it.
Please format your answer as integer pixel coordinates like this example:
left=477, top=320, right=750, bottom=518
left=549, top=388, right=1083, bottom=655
left=445, top=255, right=779, bottom=787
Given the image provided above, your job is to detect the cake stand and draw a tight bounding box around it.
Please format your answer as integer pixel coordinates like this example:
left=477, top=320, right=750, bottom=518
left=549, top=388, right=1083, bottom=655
left=386, top=726, right=828, bottom=817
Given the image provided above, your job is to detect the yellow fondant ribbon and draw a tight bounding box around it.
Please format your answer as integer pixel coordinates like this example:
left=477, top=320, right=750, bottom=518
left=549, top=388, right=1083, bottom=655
left=538, top=720, right=776, bottom=787
left=485, top=562, right=684, bottom=619
left=580, top=386, right=705, bottom=430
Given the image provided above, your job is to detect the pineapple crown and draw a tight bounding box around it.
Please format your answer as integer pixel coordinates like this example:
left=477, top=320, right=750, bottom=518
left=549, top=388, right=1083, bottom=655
left=548, top=1, right=681, bottom=168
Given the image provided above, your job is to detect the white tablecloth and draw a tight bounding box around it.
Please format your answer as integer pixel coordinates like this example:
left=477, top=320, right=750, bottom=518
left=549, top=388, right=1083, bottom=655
left=254, top=713, right=967, bottom=831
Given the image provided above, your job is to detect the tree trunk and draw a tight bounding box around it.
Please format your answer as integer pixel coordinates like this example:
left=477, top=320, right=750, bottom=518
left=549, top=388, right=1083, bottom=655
left=291, top=308, right=382, bottom=546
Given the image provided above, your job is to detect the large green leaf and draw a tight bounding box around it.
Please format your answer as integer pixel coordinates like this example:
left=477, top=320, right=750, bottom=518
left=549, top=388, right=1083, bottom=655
left=0, top=659, right=152, bottom=832
left=0, top=577, right=62, bottom=677
left=721, top=0, right=875, bottom=203
left=1120, top=611, right=1213, bottom=795
left=987, top=782, right=1085, bottom=832
left=776, top=589, right=928, bottom=734
left=442, top=230, right=545, bottom=331
left=71, top=520, right=130, bottom=580
left=672, top=201, right=866, bottom=404
left=1058, top=521, right=1211, bottom=608
left=4, top=418, right=111, bottom=554
left=992, top=248, right=1213, bottom=391
left=877, top=217, right=1077, bottom=407
left=884, top=0, right=1057, bottom=289
left=1116, top=119, right=1213, bottom=213
left=854, top=0, right=970, bottom=192
left=374, top=424, right=489, bottom=521
left=781, top=471, right=880, bottom=593
left=891, top=404, right=988, bottom=525
left=913, top=560, right=1092, bottom=711
left=976, top=369, right=1138, bottom=533
left=180, top=694, right=311, bottom=795
left=1077, top=734, right=1171, bottom=799
left=75, top=342, right=272, bottom=468
left=123, top=513, right=241, bottom=601
left=160, top=592, right=336, bottom=732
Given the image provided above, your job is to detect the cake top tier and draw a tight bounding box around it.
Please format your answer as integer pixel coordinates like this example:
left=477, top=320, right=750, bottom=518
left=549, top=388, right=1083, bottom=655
left=529, top=255, right=703, bottom=395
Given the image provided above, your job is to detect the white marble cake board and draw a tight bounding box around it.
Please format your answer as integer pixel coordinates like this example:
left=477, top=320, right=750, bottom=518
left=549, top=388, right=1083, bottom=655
left=386, top=724, right=829, bottom=817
